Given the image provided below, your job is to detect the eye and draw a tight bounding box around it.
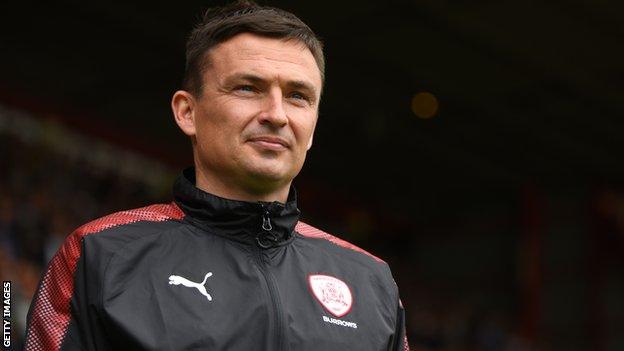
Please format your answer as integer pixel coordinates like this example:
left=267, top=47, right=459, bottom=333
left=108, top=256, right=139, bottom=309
left=234, top=85, right=256, bottom=93
left=289, top=91, right=309, bottom=102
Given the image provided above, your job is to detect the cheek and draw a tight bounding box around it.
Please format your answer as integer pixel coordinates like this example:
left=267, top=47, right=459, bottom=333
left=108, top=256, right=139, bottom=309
left=291, top=112, right=317, bottom=146
left=197, top=104, right=244, bottom=140
left=211, top=101, right=259, bottom=135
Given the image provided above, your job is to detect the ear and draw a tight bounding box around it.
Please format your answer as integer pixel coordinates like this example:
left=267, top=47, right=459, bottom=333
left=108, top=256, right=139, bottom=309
left=171, top=90, right=197, bottom=136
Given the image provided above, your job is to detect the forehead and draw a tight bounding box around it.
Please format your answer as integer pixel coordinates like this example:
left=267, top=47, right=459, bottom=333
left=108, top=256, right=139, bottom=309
left=204, top=33, right=322, bottom=88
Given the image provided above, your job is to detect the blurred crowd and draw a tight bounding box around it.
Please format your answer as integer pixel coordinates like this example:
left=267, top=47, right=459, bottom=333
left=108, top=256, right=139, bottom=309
left=0, top=120, right=169, bottom=348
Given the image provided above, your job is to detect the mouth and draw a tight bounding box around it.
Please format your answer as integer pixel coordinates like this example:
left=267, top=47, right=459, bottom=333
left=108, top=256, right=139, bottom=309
left=247, top=136, right=290, bottom=151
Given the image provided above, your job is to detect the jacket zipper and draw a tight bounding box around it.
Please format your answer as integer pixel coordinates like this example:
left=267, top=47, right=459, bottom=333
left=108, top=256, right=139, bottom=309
left=255, top=206, right=286, bottom=351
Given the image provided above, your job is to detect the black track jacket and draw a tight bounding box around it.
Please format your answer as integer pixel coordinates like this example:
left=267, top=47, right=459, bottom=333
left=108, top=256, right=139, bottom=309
left=25, top=168, right=409, bottom=350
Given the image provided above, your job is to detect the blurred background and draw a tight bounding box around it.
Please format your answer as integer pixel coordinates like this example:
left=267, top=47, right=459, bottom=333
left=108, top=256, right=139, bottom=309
left=1, top=1, right=623, bottom=350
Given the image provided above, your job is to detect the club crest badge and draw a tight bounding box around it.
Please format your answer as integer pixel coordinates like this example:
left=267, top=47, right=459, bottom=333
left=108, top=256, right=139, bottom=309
left=308, top=274, right=353, bottom=317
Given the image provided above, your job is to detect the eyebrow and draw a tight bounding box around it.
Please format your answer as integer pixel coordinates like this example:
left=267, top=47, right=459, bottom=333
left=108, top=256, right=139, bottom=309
left=226, top=73, right=265, bottom=86
left=226, top=73, right=318, bottom=99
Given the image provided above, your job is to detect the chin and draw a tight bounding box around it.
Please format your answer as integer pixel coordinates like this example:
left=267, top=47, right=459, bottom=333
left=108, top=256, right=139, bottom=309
left=244, top=163, right=294, bottom=184
left=248, top=168, right=287, bottom=183
left=243, top=155, right=281, bottom=173
left=240, top=154, right=302, bottom=184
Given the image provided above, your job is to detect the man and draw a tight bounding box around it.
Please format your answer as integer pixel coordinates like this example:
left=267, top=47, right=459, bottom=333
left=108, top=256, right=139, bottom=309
left=24, top=1, right=409, bottom=350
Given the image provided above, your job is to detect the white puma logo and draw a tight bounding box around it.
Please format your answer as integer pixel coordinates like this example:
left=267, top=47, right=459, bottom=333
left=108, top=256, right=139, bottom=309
left=168, top=272, right=213, bottom=301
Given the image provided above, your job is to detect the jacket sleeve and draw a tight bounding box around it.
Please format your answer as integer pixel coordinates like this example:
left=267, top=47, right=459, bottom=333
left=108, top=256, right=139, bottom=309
left=23, top=228, right=93, bottom=350
left=391, top=299, right=410, bottom=351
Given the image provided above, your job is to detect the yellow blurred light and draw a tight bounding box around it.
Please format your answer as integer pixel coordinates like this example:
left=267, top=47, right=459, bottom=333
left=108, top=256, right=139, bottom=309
left=411, top=92, right=438, bottom=119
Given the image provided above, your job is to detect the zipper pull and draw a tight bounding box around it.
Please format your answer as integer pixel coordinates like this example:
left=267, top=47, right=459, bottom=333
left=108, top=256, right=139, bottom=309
left=262, top=210, right=273, bottom=231
left=257, top=207, right=276, bottom=249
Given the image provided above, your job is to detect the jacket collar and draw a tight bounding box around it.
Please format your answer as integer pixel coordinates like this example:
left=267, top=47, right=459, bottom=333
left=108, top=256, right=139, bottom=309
left=173, top=167, right=300, bottom=247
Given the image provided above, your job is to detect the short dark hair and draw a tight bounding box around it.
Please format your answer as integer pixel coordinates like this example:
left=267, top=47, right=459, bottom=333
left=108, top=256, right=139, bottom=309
left=183, top=0, right=325, bottom=96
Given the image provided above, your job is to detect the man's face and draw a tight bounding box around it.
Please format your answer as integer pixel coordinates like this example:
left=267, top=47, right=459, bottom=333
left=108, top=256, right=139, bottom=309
left=184, top=33, right=322, bottom=195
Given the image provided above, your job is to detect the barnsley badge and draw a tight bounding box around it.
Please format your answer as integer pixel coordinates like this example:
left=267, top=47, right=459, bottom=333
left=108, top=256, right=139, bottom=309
left=308, top=274, right=353, bottom=317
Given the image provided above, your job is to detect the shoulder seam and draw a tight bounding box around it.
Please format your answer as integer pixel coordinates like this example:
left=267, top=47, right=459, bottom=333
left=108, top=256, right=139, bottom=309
left=73, top=202, right=185, bottom=238
left=295, top=221, right=385, bottom=263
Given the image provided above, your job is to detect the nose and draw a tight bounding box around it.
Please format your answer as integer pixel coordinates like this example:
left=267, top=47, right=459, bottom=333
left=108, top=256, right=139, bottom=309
left=258, top=88, right=288, bottom=127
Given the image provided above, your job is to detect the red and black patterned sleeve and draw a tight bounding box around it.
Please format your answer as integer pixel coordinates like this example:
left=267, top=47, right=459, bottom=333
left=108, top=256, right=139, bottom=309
left=24, top=203, right=184, bottom=350
left=24, top=225, right=89, bottom=351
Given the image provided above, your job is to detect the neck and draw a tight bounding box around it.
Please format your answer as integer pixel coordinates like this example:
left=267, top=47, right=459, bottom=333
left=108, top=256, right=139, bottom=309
left=194, top=166, right=291, bottom=203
